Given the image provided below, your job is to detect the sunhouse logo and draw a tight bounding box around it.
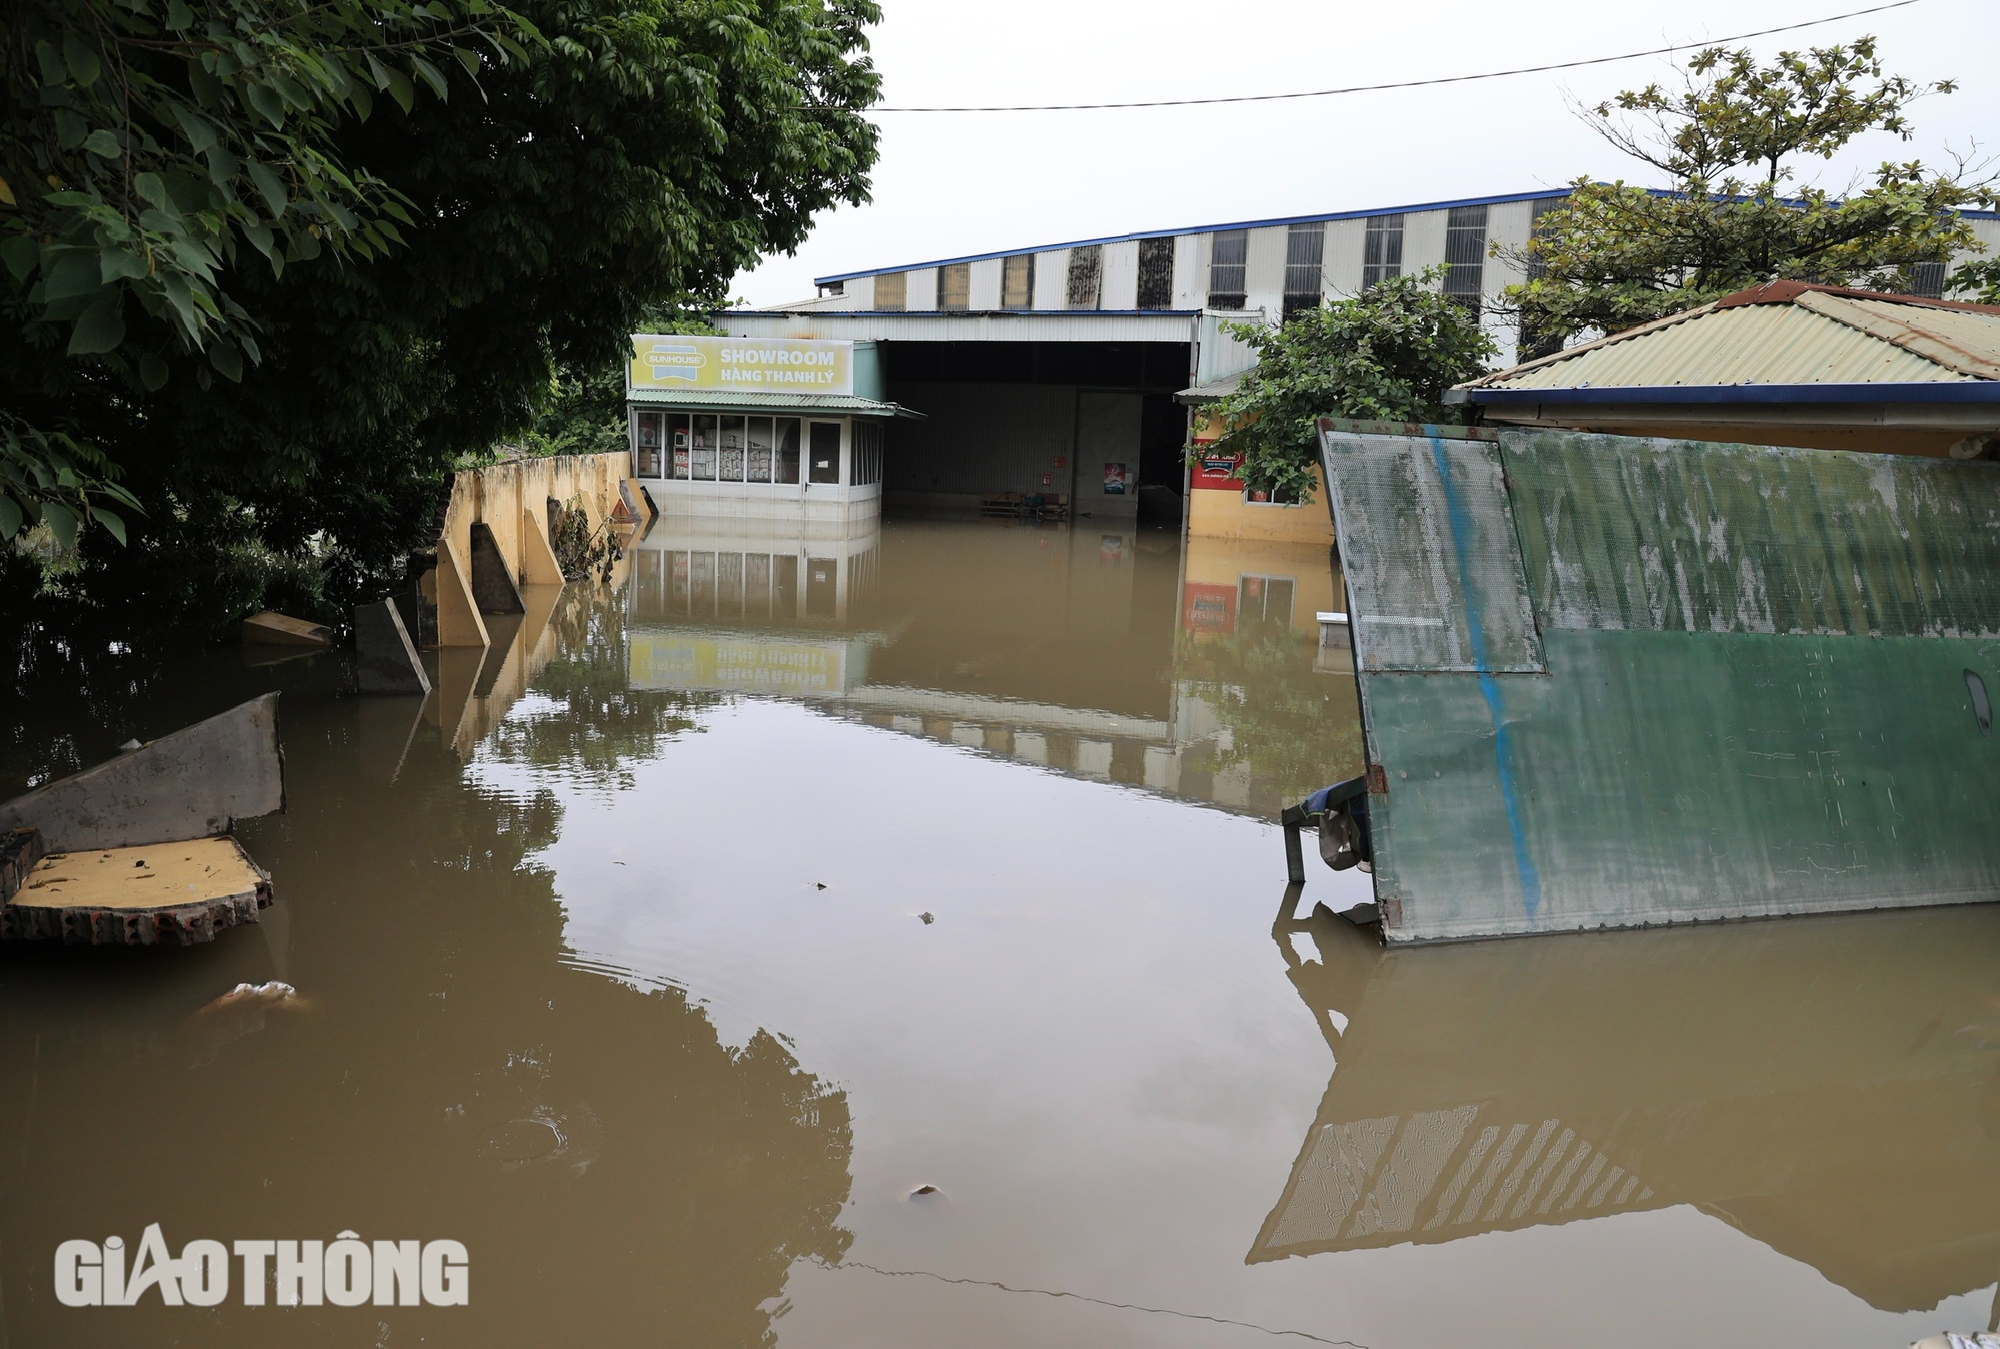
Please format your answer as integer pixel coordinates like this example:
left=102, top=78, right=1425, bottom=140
left=55, top=1225, right=468, bottom=1307
left=643, top=343, right=704, bottom=383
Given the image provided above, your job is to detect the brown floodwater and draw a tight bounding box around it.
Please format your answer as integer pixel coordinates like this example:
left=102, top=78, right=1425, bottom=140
left=2, top=514, right=1997, bottom=1348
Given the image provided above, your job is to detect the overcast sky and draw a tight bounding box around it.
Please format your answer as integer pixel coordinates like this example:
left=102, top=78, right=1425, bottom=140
left=733, top=0, right=1999, bottom=306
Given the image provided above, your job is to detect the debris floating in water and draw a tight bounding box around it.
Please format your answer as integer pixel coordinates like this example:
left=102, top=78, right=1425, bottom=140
left=910, top=1185, right=938, bottom=1197
left=815, top=882, right=828, bottom=890
left=918, top=912, right=934, bottom=925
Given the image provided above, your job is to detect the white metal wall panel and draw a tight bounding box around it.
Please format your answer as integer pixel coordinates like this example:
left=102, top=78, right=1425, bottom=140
left=1244, top=226, right=1289, bottom=314
left=724, top=311, right=1197, bottom=344
left=1323, top=217, right=1367, bottom=298
left=1172, top=234, right=1203, bottom=310
left=1401, top=209, right=1447, bottom=275
left=1482, top=200, right=1534, bottom=299
left=968, top=257, right=1004, bottom=310
left=884, top=382, right=1076, bottom=497
left=1100, top=240, right=1140, bottom=310
left=1034, top=251, right=1069, bottom=310
left=907, top=267, right=939, bottom=311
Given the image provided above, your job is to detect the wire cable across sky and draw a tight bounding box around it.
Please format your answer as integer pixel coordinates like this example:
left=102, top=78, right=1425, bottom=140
left=871, top=0, right=1923, bottom=112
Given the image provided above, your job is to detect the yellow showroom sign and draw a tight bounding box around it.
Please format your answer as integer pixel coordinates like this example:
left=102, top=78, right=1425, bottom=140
left=628, top=334, right=853, bottom=396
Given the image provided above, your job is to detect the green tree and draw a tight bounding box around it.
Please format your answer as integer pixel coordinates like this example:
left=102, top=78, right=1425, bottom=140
left=1201, top=270, right=1495, bottom=505
left=1, top=0, right=541, bottom=543
left=3, top=0, right=880, bottom=633
left=1505, top=38, right=1990, bottom=351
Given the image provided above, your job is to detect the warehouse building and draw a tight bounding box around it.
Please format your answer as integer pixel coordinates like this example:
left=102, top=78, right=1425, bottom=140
left=716, top=191, right=2000, bottom=537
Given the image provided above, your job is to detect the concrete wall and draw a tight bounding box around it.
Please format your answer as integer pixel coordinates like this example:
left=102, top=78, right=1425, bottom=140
left=434, top=450, right=631, bottom=647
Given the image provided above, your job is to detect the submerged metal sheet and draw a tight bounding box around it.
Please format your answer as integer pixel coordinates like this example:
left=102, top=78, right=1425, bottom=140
left=1318, top=424, right=2000, bottom=942
left=1321, top=427, right=1544, bottom=674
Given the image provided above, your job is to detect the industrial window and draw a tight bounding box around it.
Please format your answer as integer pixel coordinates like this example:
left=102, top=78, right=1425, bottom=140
left=939, top=262, right=971, bottom=311
left=1907, top=261, right=1948, bottom=298
left=1283, top=221, right=1326, bottom=321
left=635, top=412, right=663, bottom=478
left=873, top=271, right=906, bottom=311
left=1138, top=237, right=1175, bottom=309
left=1002, top=254, right=1035, bottom=310
left=1443, top=204, right=1488, bottom=311
left=1208, top=229, right=1247, bottom=309
left=775, top=418, right=801, bottom=483
left=668, top=413, right=691, bottom=479
left=1238, top=575, right=1296, bottom=626
left=849, top=420, right=883, bottom=485
left=719, top=415, right=746, bottom=480
left=747, top=417, right=774, bottom=483
left=1362, top=214, right=1404, bottom=287
left=1520, top=198, right=1567, bottom=360
left=690, top=414, right=718, bottom=480
left=808, top=421, right=842, bottom=483
left=1066, top=245, right=1102, bottom=309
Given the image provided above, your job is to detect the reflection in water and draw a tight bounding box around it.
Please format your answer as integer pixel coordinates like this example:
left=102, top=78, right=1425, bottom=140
left=1261, top=889, right=2000, bottom=1319
left=0, top=655, right=851, bottom=1347
left=622, top=518, right=1361, bottom=816
left=7, top=512, right=1996, bottom=1348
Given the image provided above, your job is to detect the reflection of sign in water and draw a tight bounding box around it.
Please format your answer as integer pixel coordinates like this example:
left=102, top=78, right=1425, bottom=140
left=628, top=633, right=851, bottom=695
left=628, top=334, right=854, bottom=396
left=1103, top=462, right=1128, bottom=494
left=1183, top=582, right=1234, bottom=632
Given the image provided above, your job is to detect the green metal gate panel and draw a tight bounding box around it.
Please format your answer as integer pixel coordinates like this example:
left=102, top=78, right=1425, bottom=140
left=1319, top=422, right=2000, bottom=943
left=1504, top=431, right=2000, bottom=637
left=1321, top=425, right=1545, bottom=674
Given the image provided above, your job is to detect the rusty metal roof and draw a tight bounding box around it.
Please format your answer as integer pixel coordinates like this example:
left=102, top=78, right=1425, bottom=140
left=1458, top=282, right=2000, bottom=394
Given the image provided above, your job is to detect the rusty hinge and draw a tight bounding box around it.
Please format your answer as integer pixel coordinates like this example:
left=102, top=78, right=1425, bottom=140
left=1366, top=763, right=1388, bottom=795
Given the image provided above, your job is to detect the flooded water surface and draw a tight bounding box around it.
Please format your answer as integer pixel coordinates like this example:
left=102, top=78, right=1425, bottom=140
left=2, top=515, right=1997, bottom=1348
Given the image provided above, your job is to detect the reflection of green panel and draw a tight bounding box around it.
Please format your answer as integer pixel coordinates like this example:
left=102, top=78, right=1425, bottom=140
left=1365, top=629, right=2000, bottom=941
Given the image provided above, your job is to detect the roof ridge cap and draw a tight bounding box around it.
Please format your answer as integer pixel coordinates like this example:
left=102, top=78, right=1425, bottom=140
left=1794, top=291, right=2000, bottom=380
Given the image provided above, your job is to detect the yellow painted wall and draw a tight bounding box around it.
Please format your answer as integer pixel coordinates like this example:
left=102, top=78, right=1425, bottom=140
left=1188, top=464, right=1338, bottom=545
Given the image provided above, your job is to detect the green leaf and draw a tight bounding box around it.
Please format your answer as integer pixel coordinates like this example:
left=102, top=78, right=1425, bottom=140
left=41, top=499, right=78, bottom=550
left=247, top=160, right=288, bottom=218
left=348, top=79, right=373, bottom=121
left=91, top=505, right=127, bottom=545
left=68, top=296, right=125, bottom=354
left=0, top=493, right=20, bottom=542
left=139, top=351, right=169, bottom=390
left=410, top=55, right=449, bottom=101
left=454, top=47, right=482, bottom=79
left=133, top=172, right=171, bottom=211
left=34, top=41, right=66, bottom=87
left=188, top=59, right=223, bottom=108
left=0, top=237, right=36, bottom=282
left=83, top=128, right=121, bottom=159
left=208, top=340, right=243, bottom=381
left=170, top=104, right=218, bottom=157
left=384, top=66, right=415, bottom=114
left=42, top=252, right=102, bottom=302
left=245, top=80, right=286, bottom=128
left=54, top=109, right=87, bottom=150
left=100, top=247, right=148, bottom=283
left=62, top=34, right=101, bottom=88
left=165, top=0, right=193, bottom=29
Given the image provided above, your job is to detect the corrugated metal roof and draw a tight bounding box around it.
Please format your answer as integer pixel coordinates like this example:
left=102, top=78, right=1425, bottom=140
left=1464, top=284, right=2000, bottom=393
left=624, top=389, right=923, bottom=418
left=722, top=310, right=1197, bottom=345
left=1175, top=372, right=1243, bottom=405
